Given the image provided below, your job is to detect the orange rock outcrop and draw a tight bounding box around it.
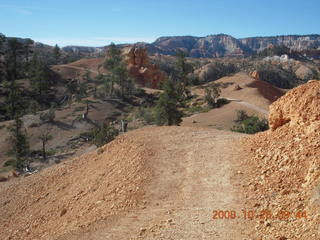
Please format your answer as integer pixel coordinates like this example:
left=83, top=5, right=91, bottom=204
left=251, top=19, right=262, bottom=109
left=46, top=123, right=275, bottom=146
left=123, top=47, right=166, bottom=88
left=269, top=80, right=320, bottom=130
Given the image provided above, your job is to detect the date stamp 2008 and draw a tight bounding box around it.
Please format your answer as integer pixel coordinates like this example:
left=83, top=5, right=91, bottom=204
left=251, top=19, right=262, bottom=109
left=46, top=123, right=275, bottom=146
left=212, top=210, right=307, bottom=221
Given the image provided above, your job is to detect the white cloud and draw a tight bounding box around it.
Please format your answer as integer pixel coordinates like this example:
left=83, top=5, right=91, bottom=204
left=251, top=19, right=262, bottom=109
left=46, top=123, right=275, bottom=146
left=34, top=37, right=157, bottom=47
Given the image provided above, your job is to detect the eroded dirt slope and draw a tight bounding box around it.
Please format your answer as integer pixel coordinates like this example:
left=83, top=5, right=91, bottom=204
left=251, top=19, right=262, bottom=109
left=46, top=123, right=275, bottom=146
left=241, top=80, right=320, bottom=239
left=0, top=127, right=254, bottom=240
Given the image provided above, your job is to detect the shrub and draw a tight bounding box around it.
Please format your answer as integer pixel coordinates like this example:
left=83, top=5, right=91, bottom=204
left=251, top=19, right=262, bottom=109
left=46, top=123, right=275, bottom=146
left=40, top=107, right=55, bottom=123
left=28, top=100, right=41, bottom=115
left=135, top=107, right=155, bottom=124
left=215, top=98, right=230, bottom=108
left=204, top=84, right=221, bottom=108
left=133, top=88, right=146, bottom=97
left=91, top=123, right=119, bottom=147
left=231, top=110, right=269, bottom=134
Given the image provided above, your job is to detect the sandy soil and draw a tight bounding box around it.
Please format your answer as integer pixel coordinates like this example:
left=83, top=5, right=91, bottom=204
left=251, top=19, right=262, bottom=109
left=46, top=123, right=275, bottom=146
left=0, top=126, right=256, bottom=240
left=55, top=127, right=255, bottom=240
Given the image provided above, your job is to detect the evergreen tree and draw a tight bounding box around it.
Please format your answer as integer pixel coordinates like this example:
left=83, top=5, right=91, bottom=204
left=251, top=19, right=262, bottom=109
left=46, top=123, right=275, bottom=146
left=155, top=78, right=183, bottom=126
left=175, top=49, right=193, bottom=96
left=91, top=123, right=119, bottom=147
left=0, top=33, right=5, bottom=83
left=22, top=38, right=34, bottom=71
left=53, top=44, right=61, bottom=64
left=3, top=80, right=23, bottom=119
left=5, top=38, right=22, bottom=80
left=103, top=43, right=134, bottom=99
left=1, top=37, right=33, bottom=119
left=8, top=116, right=30, bottom=169
left=29, top=53, right=51, bottom=97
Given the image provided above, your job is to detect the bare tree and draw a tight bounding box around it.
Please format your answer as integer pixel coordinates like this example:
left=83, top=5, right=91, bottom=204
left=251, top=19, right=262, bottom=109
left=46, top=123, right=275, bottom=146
left=38, top=129, right=53, bottom=162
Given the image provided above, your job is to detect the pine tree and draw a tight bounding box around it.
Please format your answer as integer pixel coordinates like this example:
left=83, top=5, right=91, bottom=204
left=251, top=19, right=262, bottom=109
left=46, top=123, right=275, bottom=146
left=0, top=33, right=5, bottom=83
left=103, top=43, right=134, bottom=99
left=4, top=80, right=23, bottom=119
left=5, top=38, right=23, bottom=81
left=3, top=39, right=24, bottom=119
left=53, top=44, right=61, bottom=64
left=8, top=116, right=30, bottom=169
left=175, top=49, right=193, bottom=97
left=155, top=78, right=183, bottom=126
left=29, top=53, right=51, bottom=97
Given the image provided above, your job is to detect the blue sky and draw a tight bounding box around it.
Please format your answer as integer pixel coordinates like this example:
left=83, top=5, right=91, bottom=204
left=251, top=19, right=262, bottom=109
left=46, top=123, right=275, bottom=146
left=0, top=0, right=319, bottom=47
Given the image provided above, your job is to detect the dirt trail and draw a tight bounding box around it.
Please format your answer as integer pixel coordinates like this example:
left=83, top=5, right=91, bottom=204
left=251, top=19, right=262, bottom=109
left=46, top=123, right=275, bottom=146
left=226, top=98, right=268, bottom=115
left=59, top=127, right=254, bottom=240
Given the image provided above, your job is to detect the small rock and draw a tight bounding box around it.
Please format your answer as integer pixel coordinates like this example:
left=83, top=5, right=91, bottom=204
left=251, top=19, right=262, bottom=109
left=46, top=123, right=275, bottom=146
left=97, top=148, right=104, bottom=155
left=279, top=237, right=287, bottom=240
left=139, top=228, right=146, bottom=236
left=60, top=209, right=67, bottom=217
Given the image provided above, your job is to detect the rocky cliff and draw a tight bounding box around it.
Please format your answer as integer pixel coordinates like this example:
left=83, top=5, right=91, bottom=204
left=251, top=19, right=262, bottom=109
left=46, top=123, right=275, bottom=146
left=3, top=33, right=320, bottom=59
left=240, top=35, right=320, bottom=52
left=145, top=34, right=320, bottom=58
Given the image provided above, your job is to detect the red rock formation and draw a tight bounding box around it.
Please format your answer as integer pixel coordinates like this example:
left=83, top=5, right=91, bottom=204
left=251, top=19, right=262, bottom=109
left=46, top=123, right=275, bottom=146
left=123, top=47, right=166, bottom=88
left=249, top=70, right=260, bottom=80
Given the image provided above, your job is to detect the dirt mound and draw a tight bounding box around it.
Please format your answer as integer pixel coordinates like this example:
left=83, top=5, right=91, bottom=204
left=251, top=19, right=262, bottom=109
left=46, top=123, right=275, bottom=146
left=241, top=81, right=320, bottom=239
left=193, top=73, right=284, bottom=110
left=269, top=80, right=320, bottom=130
left=0, top=132, right=154, bottom=240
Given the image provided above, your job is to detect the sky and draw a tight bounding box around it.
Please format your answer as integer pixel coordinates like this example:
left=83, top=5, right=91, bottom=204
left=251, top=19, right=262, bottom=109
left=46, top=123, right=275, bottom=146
left=0, top=0, right=319, bottom=47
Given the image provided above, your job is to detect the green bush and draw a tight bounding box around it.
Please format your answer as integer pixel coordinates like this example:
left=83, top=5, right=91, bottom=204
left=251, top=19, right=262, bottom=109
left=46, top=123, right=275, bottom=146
left=28, top=100, right=41, bottom=115
left=91, top=123, right=119, bottom=147
left=204, top=84, right=221, bottom=108
left=231, top=110, right=269, bottom=134
left=134, top=107, right=155, bottom=124
left=40, top=107, right=55, bottom=123
left=215, top=98, right=230, bottom=108
left=133, top=88, right=146, bottom=97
